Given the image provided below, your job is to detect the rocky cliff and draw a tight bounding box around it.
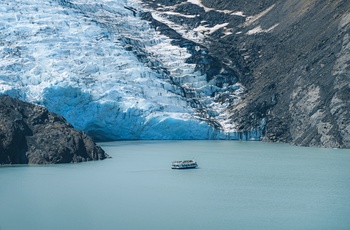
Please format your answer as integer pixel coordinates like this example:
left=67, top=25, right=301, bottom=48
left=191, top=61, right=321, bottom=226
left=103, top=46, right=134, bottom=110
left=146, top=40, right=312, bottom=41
left=141, top=0, right=350, bottom=148
left=0, top=95, right=108, bottom=164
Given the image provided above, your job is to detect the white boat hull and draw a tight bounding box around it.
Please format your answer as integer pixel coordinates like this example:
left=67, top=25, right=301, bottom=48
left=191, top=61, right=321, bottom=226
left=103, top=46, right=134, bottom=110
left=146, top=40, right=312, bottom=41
left=171, top=160, right=198, bottom=169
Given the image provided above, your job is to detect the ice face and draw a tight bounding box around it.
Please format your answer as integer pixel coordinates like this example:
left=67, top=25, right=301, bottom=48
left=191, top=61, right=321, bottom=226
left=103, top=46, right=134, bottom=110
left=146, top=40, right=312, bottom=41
left=0, top=0, right=261, bottom=140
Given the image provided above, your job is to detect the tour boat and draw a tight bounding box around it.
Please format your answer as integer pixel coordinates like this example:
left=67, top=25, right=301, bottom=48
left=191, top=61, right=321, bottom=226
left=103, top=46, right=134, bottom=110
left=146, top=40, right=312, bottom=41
left=171, top=160, right=198, bottom=169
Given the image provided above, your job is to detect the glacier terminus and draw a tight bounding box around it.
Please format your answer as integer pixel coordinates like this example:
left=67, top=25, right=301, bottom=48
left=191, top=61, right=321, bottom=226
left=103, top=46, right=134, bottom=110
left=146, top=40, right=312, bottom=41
left=0, top=0, right=263, bottom=140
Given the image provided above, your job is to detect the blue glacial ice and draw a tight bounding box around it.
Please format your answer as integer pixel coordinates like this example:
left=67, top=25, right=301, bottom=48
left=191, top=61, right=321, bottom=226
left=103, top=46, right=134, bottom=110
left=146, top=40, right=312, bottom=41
left=0, top=0, right=263, bottom=140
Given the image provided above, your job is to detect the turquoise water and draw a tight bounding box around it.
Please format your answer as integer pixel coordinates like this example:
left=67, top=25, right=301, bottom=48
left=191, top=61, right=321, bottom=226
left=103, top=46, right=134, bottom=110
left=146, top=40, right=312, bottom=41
left=1, top=141, right=350, bottom=230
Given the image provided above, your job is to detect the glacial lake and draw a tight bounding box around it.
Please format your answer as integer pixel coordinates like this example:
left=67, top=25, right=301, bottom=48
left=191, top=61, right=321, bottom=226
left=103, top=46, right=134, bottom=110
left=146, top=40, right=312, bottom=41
left=1, top=141, right=350, bottom=230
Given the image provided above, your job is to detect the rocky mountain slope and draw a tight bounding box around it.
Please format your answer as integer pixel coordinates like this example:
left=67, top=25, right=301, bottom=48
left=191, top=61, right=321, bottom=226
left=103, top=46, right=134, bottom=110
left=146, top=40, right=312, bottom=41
left=0, top=95, right=108, bottom=164
left=141, top=0, right=350, bottom=148
left=1, top=0, right=349, bottom=147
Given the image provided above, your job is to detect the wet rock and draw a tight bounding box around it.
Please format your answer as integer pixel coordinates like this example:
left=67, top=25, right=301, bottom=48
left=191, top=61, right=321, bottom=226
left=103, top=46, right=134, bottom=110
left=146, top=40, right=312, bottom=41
left=0, top=95, right=109, bottom=164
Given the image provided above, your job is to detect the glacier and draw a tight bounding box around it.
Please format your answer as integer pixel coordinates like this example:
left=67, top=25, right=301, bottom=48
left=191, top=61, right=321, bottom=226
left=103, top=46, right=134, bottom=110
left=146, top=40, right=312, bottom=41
left=0, top=0, right=263, bottom=140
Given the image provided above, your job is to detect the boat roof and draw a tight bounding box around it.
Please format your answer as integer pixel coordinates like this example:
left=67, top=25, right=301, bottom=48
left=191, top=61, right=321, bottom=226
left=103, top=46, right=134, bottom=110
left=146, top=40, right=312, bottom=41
left=172, top=160, right=196, bottom=163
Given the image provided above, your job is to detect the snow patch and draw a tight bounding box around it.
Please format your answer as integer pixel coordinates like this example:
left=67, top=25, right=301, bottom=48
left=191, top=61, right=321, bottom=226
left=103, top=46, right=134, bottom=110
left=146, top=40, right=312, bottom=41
left=246, top=23, right=279, bottom=35
left=186, top=0, right=246, bottom=17
left=244, top=4, right=275, bottom=26
left=194, top=23, right=229, bottom=35
left=163, top=11, right=197, bottom=18
left=231, top=11, right=245, bottom=17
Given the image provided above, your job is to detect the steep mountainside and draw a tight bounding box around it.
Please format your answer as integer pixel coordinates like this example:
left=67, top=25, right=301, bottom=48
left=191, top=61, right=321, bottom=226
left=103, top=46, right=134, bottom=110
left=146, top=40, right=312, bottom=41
left=1, top=0, right=349, bottom=147
left=0, top=95, right=108, bottom=164
left=141, top=0, right=350, bottom=148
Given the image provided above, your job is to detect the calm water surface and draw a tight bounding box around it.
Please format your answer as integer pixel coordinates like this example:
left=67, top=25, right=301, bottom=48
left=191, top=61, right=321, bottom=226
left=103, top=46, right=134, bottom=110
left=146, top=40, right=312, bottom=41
left=1, top=141, right=350, bottom=230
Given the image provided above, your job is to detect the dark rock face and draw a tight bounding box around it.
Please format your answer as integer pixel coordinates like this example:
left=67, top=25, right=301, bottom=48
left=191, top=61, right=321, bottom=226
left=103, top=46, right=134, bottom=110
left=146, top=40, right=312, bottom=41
left=141, top=0, right=350, bottom=148
left=0, top=95, right=109, bottom=164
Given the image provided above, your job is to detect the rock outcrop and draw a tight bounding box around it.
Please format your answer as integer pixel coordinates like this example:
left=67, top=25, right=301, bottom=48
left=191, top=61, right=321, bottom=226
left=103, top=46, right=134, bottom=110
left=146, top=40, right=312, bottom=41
left=0, top=95, right=109, bottom=164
